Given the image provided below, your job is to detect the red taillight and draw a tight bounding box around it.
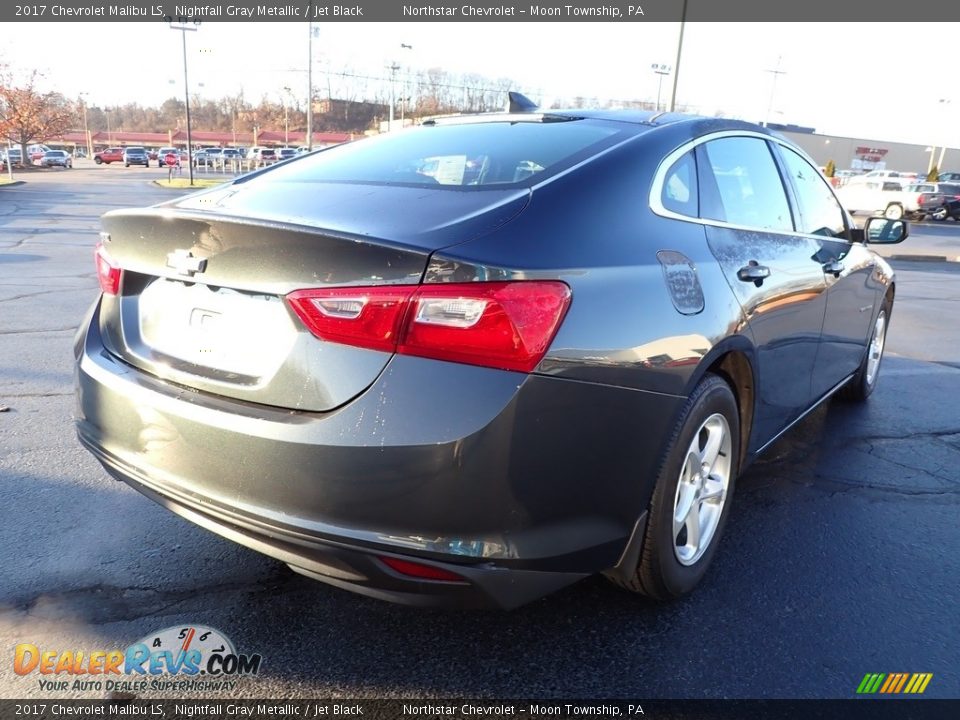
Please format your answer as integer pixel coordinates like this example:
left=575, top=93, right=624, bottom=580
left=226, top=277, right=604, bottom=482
left=400, top=282, right=571, bottom=372
left=287, top=281, right=571, bottom=373
left=287, top=287, right=414, bottom=353
left=378, top=556, right=467, bottom=583
left=95, top=244, right=121, bottom=295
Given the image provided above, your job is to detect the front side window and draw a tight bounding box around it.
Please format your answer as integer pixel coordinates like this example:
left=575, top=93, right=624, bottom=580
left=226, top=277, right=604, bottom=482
left=700, top=137, right=793, bottom=232
left=779, top=146, right=847, bottom=238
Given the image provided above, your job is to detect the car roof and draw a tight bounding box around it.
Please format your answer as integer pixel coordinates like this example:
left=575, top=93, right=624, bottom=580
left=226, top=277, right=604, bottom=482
left=426, top=108, right=712, bottom=127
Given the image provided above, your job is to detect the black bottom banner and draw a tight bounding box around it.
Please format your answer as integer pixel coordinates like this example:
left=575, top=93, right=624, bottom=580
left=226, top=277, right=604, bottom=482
left=1, top=699, right=957, bottom=720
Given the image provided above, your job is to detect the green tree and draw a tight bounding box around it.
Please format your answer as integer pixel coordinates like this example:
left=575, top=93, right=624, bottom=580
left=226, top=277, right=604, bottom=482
left=927, top=165, right=939, bottom=182
left=824, top=159, right=836, bottom=178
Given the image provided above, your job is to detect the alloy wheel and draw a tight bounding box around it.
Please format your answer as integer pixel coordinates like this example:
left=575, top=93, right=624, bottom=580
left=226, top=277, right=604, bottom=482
left=672, top=413, right=733, bottom=566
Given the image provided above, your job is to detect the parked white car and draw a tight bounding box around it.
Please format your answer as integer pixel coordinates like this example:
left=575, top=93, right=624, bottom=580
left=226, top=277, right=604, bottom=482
left=836, top=176, right=943, bottom=220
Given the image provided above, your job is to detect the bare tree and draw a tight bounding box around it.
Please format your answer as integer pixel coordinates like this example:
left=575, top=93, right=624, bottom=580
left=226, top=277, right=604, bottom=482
left=0, top=69, right=76, bottom=162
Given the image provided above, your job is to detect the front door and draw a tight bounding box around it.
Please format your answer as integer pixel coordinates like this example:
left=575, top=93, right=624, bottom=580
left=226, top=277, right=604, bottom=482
left=696, top=136, right=828, bottom=451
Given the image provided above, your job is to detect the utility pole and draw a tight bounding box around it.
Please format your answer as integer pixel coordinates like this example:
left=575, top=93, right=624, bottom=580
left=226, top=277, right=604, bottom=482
left=668, top=0, right=688, bottom=112
left=764, top=56, right=787, bottom=128
left=169, top=20, right=199, bottom=185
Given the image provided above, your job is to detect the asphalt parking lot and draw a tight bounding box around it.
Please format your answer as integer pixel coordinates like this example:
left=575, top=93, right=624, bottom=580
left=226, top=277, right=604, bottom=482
left=1, top=168, right=958, bottom=700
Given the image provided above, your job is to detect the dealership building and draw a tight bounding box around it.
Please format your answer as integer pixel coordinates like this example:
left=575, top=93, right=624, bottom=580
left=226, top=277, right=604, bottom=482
left=770, top=123, right=959, bottom=175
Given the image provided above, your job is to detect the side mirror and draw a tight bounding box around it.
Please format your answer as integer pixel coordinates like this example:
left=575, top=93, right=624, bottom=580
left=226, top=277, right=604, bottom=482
left=863, top=217, right=908, bottom=245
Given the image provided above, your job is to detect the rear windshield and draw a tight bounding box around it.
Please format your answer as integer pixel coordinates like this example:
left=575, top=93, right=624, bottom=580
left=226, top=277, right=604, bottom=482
left=126, top=147, right=145, bottom=152
left=248, top=119, right=625, bottom=188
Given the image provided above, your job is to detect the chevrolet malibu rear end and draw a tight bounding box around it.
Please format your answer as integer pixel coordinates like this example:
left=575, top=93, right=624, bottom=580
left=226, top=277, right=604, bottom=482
left=75, top=112, right=744, bottom=608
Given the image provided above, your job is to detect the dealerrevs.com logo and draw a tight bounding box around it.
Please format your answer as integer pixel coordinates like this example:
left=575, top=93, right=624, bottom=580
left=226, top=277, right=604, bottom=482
left=14, top=625, right=262, bottom=693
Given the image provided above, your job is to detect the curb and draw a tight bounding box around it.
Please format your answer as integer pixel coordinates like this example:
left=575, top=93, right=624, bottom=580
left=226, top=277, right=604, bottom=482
left=888, top=254, right=958, bottom=263
left=150, top=180, right=228, bottom=190
left=0, top=181, right=26, bottom=188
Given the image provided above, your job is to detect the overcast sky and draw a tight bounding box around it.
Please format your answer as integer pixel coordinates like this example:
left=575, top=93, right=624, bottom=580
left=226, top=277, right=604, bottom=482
left=3, top=22, right=954, bottom=147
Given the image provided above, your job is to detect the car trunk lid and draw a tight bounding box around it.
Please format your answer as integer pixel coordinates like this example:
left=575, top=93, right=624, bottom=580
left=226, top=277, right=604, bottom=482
left=96, top=181, right=529, bottom=412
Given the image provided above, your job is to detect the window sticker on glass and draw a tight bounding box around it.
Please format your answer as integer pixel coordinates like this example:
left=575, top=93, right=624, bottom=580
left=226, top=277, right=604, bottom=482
left=434, top=155, right=468, bottom=185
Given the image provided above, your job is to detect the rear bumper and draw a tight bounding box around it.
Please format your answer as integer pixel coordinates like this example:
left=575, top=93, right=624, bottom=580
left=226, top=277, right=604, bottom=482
left=75, top=300, right=683, bottom=608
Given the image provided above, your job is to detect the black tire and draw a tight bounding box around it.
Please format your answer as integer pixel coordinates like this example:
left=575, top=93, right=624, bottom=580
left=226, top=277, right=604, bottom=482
left=884, top=203, right=904, bottom=220
left=839, top=301, right=891, bottom=402
left=610, top=373, right=740, bottom=600
left=94, top=157, right=102, bottom=165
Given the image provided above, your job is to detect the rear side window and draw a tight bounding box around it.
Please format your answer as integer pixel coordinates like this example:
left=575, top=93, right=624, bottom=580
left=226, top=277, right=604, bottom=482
left=252, top=120, right=623, bottom=188
left=661, top=151, right=698, bottom=217
left=881, top=182, right=902, bottom=191
left=699, top=137, right=793, bottom=232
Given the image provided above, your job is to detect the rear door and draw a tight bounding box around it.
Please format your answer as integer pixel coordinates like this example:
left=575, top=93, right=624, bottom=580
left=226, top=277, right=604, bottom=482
left=696, top=135, right=828, bottom=451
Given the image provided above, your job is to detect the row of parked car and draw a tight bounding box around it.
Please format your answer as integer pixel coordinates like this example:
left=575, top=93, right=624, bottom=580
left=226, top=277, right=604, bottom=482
left=91, top=145, right=310, bottom=169
left=1, top=147, right=74, bottom=170
left=834, top=170, right=960, bottom=221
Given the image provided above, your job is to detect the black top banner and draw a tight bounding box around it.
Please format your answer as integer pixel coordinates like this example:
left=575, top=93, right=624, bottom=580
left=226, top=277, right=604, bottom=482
left=2, top=0, right=955, bottom=22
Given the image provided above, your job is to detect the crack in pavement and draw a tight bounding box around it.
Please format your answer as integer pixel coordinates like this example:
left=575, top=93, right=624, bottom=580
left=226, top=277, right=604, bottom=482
left=863, top=440, right=957, bottom=484
left=810, top=474, right=960, bottom=499
left=0, top=391, right=73, bottom=398
left=1, top=572, right=297, bottom=626
left=0, top=327, right=77, bottom=335
left=0, top=287, right=96, bottom=303
left=836, top=429, right=960, bottom=443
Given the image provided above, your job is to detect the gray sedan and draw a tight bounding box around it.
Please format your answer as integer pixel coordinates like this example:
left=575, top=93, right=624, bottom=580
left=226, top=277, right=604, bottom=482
left=75, top=100, right=907, bottom=610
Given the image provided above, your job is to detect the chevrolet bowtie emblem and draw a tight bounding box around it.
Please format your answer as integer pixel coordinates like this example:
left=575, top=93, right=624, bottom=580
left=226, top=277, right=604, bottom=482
left=166, top=249, right=207, bottom=277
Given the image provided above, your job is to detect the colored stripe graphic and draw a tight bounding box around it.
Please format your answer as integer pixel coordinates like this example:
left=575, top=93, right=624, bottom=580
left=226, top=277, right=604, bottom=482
left=856, top=672, right=932, bottom=694
left=894, top=673, right=909, bottom=693
left=856, top=673, right=885, bottom=694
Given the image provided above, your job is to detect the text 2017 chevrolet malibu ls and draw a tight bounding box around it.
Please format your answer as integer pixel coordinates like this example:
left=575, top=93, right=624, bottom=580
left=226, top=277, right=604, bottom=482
left=75, top=101, right=907, bottom=609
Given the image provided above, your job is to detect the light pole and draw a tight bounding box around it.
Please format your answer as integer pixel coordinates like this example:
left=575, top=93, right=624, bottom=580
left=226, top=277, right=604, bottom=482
left=388, top=61, right=400, bottom=132
left=78, top=93, right=92, bottom=159
left=306, top=23, right=318, bottom=151
left=936, top=99, right=951, bottom=174
left=282, top=86, right=295, bottom=146
left=399, top=43, right=413, bottom=127
left=764, top=56, right=787, bottom=127
left=169, top=20, right=199, bottom=186
left=105, top=109, right=112, bottom=145
left=651, top=64, right=671, bottom=111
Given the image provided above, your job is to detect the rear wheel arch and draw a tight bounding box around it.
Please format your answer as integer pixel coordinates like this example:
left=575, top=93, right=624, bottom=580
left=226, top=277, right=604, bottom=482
left=708, top=351, right=755, bottom=470
left=682, top=341, right=757, bottom=469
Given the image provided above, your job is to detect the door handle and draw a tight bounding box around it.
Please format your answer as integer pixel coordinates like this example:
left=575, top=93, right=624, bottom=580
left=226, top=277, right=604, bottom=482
left=823, top=260, right=844, bottom=277
left=737, top=261, right=771, bottom=287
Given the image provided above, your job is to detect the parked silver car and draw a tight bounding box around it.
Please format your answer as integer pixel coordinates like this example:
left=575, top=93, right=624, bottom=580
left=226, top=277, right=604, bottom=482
left=40, top=150, right=73, bottom=168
